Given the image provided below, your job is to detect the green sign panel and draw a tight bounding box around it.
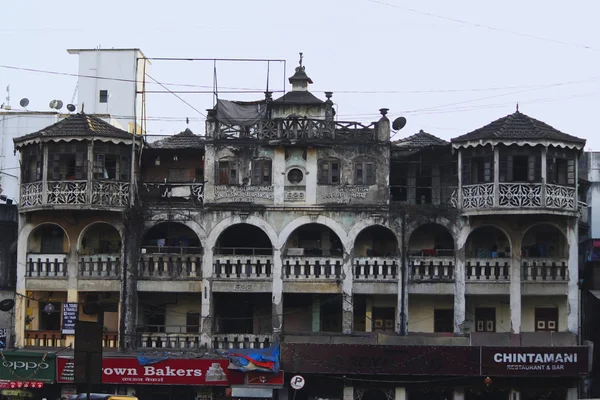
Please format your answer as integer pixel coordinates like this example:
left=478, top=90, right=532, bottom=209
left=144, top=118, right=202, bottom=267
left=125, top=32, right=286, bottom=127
left=0, top=352, right=56, bottom=382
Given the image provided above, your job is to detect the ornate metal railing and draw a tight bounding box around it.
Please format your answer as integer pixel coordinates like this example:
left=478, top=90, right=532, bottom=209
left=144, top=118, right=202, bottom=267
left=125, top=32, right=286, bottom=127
left=214, top=118, right=375, bottom=141
left=92, top=181, right=130, bottom=207
left=20, top=180, right=130, bottom=209
left=459, top=182, right=577, bottom=211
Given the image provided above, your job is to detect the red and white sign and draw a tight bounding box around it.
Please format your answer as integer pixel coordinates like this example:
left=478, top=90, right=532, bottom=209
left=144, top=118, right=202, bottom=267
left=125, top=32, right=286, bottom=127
left=0, top=380, right=44, bottom=389
left=246, top=370, right=285, bottom=386
left=57, top=357, right=245, bottom=386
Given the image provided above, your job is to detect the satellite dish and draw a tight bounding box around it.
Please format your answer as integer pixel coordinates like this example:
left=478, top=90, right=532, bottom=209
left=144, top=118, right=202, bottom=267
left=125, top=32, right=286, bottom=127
left=67, top=104, right=76, bottom=112
left=19, top=98, right=29, bottom=108
left=0, top=299, right=15, bottom=312
left=49, top=100, right=64, bottom=110
left=392, top=117, right=407, bottom=131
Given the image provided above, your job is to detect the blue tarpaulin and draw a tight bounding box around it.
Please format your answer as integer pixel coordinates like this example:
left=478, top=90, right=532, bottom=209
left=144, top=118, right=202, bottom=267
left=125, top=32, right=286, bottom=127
left=218, top=341, right=279, bottom=373
left=137, top=352, right=170, bottom=366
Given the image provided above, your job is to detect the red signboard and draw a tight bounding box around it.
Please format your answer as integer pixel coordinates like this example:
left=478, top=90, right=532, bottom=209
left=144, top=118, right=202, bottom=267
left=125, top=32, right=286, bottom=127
left=246, top=370, right=285, bottom=386
left=57, top=357, right=245, bottom=386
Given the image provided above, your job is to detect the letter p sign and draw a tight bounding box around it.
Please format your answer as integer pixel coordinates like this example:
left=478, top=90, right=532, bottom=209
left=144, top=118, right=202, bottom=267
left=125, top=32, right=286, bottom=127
left=290, top=375, right=305, bottom=390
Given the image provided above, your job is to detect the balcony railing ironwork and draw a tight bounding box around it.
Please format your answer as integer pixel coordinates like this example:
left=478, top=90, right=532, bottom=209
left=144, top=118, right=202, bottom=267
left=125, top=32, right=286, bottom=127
left=20, top=180, right=130, bottom=209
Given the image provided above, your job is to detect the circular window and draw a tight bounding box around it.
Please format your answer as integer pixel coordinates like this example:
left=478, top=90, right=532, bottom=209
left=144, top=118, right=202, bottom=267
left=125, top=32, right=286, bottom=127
left=287, top=168, right=304, bottom=184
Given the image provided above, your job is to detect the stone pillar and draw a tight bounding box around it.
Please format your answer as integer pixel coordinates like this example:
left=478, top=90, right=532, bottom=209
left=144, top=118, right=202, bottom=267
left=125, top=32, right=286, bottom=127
left=493, top=146, right=500, bottom=207
left=200, top=247, right=214, bottom=347
left=395, top=387, right=406, bottom=400
left=202, top=145, right=217, bottom=203
left=397, top=258, right=406, bottom=334
left=272, top=249, right=283, bottom=334
left=454, top=226, right=468, bottom=334
left=453, top=388, right=464, bottom=400
left=15, top=218, right=30, bottom=348
left=65, top=289, right=79, bottom=348
left=120, top=209, right=142, bottom=351
left=342, top=251, right=354, bottom=334
left=273, top=148, right=286, bottom=205
left=305, top=148, right=318, bottom=204
left=312, top=295, right=321, bottom=332
left=567, top=218, right=579, bottom=333
left=365, top=297, right=373, bottom=332
left=66, top=240, right=80, bottom=348
left=343, top=386, right=354, bottom=400
left=510, top=234, right=522, bottom=334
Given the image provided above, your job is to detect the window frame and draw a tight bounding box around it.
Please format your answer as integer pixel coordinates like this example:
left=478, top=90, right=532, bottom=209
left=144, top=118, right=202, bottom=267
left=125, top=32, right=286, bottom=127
left=353, top=159, right=376, bottom=185
left=99, top=90, right=108, bottom=103
left=433, top=308, right=454, bottom=333
left=318, top=159, right=341, bottom=185
left=93, top=143, right=130, bottom=182
left=251, top=159, right=272, bottom=185
left=216, top=158, right=238, bottom=185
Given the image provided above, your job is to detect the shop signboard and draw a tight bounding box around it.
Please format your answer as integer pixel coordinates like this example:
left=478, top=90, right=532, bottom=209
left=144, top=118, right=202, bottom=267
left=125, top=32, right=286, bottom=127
left=57, top=357, right=246, bottom=386
left=0, top=352, right=55, bottom=383
left=62, top=303, right=78, bottom=335
left=480, top=347, right=589, bottom=376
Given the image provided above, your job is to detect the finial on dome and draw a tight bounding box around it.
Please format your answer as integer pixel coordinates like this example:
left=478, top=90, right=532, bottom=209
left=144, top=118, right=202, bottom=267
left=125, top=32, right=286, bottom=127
left=299, top=52, right=303, bottom=68
left=516, top=103, right=519, bottom=112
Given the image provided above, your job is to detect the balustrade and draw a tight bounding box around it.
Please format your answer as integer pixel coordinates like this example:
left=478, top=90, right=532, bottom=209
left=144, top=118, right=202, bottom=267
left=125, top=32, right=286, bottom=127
left=213, top=254, right=272, bottom=279
left=26, top=254, right=67, bottom=277
left=522, top=258, right=568, bottom=281
left=354, top=258, right=397, bottom=281
left=140, top=253, right=202, bottom=279
left=212, top=334, right=272, bottom=349
left=410, top=256, right=455, bottom=281
left=138, top=326, right=201, bottom=349
left=24, top=331, right=65, bottom=347
left=466, top=258, right=510, bottom=281
left=79, top=255, right=120, bottom=278
left=283, top=257, right=343, bottom=280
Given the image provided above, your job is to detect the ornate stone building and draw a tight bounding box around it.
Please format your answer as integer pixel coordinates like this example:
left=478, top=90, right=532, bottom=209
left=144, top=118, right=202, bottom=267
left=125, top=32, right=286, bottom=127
left=13, top=62, right=590, bottom=400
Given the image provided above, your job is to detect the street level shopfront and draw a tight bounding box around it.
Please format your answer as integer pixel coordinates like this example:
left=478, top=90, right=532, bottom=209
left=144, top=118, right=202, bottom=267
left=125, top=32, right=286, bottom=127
left=57, top=357, right=283, bottom=400
left=281, top=344, right=590, bottom=400
left=0, top=351, right=57, bottom=400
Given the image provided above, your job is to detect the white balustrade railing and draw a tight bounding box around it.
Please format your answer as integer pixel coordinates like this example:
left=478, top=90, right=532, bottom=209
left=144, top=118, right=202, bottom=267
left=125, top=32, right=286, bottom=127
left=283, top=257, right=343, bottom=280
left=466, top=258, right=510, bottom=281
left=138, top=331, right=201, bottom=349
left=354, top=257, right=398, bottom=281
left=140, top=253, right=202, bottom=279
left=26, top=253, right=68, bottom=277
left=522, top=258, right=568, bottom=281
left=212, top=334, right=272, bottom=349
left=79, top=255, right=120, bottom=278
left=410, top=256, right=455, bottom=281
left=213, top=256, right=272, bottom=279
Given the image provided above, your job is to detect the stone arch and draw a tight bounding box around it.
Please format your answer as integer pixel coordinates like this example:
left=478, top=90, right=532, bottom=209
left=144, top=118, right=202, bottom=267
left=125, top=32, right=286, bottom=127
left=27, top=222, right=71, bottom=253
left=278, top=215, right=349, bottom=251
left=206, top=215, right=278, bottom=252
left=407, top=223, right=455, bottom=256
left=520, top=222, right=568, bottom=258
left=350, top=223, right=399, bottom=257
left=405, top=217, right=456, bottom=244
left=465, top=224, right=513, bottom=258
left=141, top=221, right=203, bottom=254
left=143, top=214, right=207, bottom=241
left=77, top=222, right=122, bottom=254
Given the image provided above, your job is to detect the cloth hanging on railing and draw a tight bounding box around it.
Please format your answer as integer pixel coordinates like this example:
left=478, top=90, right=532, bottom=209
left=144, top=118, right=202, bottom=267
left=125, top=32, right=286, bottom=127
left=215, top=99, right=267, bottom=126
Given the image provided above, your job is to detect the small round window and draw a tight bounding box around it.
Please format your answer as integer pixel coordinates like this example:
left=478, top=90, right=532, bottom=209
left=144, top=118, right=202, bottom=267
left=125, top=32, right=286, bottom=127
left=287, top=168, right=304, bottom=184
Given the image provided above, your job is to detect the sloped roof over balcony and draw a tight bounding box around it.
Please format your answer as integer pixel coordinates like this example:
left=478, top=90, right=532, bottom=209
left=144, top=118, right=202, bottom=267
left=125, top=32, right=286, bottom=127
left=394, top=130, right=449, bottom=149
left=272, top=90, right=324, bottom=105
left=13, top=112, right=135, bottom=148
left=148, top=128, right=204, bottom=150
left=451, top=110, right=586, bottom=150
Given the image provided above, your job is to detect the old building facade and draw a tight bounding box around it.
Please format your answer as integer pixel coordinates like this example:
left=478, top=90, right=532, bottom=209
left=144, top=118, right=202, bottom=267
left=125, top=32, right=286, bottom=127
left=12, top=62, right=591, bottom=400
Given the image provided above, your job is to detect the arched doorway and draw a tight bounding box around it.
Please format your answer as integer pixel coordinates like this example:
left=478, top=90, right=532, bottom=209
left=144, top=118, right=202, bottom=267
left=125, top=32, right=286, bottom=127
left=26, top=224, right=69, bottom=277
left=521, top=223, right=568, bottom=282
left=79, top=223, right=121, bottom=277
left=354, top=225, right=398, bottom=257
left=408, top=223, right=454, bottom=282
left=214, top=223, right=273, bottom=256
left=284, top=223, right=343, bottom=257
left=140, top=222, right=202, bottom=279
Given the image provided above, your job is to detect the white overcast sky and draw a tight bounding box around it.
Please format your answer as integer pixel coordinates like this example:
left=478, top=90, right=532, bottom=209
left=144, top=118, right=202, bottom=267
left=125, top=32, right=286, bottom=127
left=2, top=0, right=599, bottom=148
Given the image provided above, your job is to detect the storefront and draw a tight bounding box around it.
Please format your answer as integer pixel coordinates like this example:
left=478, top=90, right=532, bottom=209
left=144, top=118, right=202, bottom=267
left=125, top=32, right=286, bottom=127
left=0, top=351, right=57, bottom=400
left=281, top=344, right=590, bottom=400
left=56, top=356, right=283, bottom=400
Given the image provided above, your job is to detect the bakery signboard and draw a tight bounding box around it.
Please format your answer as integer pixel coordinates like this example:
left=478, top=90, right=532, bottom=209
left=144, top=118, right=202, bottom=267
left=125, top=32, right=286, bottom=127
left=57, top=357, right=245, bottom=385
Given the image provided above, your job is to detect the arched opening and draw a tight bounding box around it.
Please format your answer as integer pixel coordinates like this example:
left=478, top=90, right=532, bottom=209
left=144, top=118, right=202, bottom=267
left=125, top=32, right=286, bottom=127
left=465, top=226, right=510, bottom=258
left=141, top=222, right=202, bottom=254
left=215, top=223, right=273, bottom=255
left=80, top=223, right=121, bottom=255
left=284, top=223, right=343, bottom=257
left=408, top=223, right=454, bottom=256
left=354, top=226, right=398, bottom=257
left=522, top=224, right=567, bottom=258
left=28, top=224, right=68, bottom=254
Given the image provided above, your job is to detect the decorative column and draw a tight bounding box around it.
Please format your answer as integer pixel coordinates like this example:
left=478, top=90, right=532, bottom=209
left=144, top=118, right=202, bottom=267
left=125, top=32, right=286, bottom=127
left=342, top=242, right=354, bottom=334
left=567, top=218, right=579, bottom=333
left=510, top=233, right=522, bottom=334
left=454, top=225, right=468, bottom=334
left=272, top=249, right=283, bottom=335
left=200, top=247, right=214, bottom=347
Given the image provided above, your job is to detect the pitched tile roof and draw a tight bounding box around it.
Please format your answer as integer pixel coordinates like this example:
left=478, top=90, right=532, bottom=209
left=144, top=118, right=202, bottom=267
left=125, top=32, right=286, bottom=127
left=14, top=112, right=132, bottom=145
left=149, top=128, right=204, bottom=149
left=272, top=90, right=324, bottom=105
left=451, top=111, right=585, bottom=145
left=393, top=130, right=449, bottom=149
